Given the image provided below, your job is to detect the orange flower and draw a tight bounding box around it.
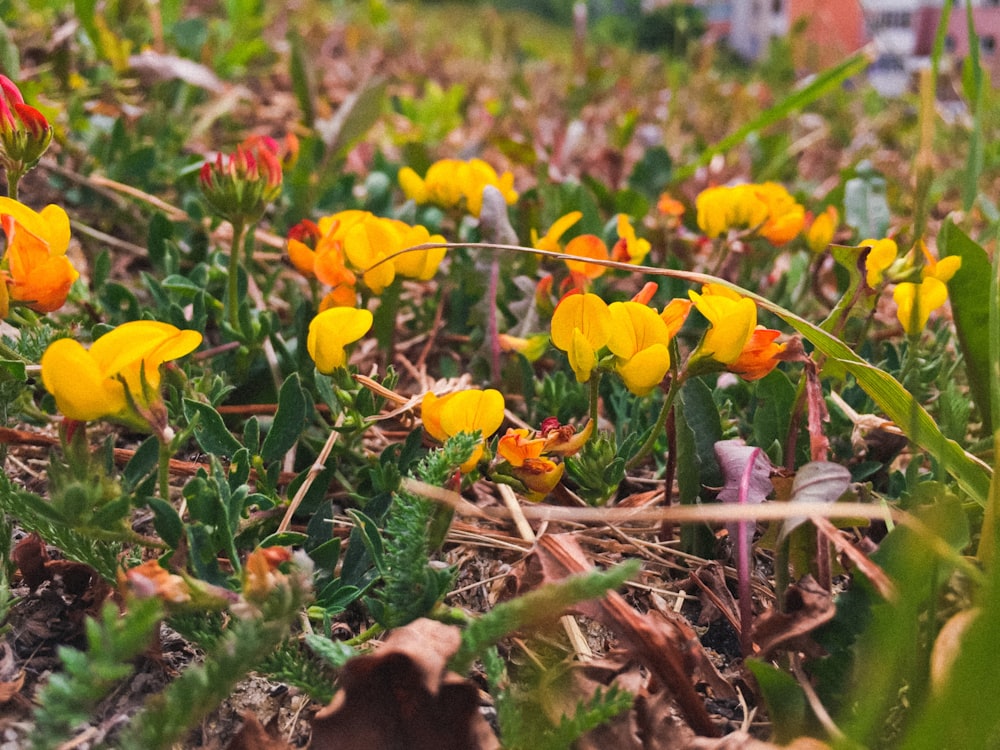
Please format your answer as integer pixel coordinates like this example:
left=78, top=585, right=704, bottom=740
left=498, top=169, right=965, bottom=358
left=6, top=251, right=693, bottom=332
left=562, top=234, right=609, bottom=280
left=513, top=457, right=565, bottom=501
left=0, top=199, right=77, bottom=315
left=497, top=428, right=547, bottom=466
left=729, top=328, right=786, bottom=381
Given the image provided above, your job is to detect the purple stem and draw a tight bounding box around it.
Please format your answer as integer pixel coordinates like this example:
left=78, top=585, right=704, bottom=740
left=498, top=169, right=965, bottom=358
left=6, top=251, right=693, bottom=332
left=737, top=447, right=762, bottom=656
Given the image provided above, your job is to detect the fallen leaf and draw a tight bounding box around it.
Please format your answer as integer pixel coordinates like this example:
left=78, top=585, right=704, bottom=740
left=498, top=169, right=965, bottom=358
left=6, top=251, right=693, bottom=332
left=311, top=618, right=499, bottom=750
left=0, top=643, right=25, bottom=704
left=534, top=534, right=720, bottom=737
left=225, top=713, right=292, bottom=750
left=751, top=576, right=834, bottom=660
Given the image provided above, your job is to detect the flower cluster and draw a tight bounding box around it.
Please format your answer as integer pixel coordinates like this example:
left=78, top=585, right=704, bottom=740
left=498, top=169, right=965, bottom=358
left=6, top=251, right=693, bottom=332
left=550, top=291, right=693, bottom=394
left=496, top=418, right=593, bottom=500
left=547, top=283, right=786, bottom=394
left=532, top=212, right=652, bottom=296
left=696, top=182, right=805, bottom=246
left=40, top=320, right=202, bottom=427
left=398, top=157, right=517, bottom=217
left=688, top=283, right=786, bottom=380
left=0, top=198, right=78, bottom=317
left=893, top=243, right=962, bottom=336
left=287, top=210, right=446, bottom=300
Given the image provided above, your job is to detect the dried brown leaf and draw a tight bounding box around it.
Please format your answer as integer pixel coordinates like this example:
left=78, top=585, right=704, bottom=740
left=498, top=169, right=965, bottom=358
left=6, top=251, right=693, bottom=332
left=224, top=713, right=292, bottom=750
left=751, top=576, right=834, bottom=660
left=534, top=534, right=720, bottom=737
left=311, top=618, right=499, bottom=750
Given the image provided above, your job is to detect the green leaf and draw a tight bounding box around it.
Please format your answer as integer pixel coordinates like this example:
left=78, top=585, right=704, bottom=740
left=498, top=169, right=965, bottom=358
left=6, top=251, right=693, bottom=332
left=752, top=369, right=797, bottom=458
left=843, top=161, right=891, bottom=239
left=940, top=220, right=992, bottom=432
left=320, top=78, right=387, bottom=159
left=674, top=51, right=869, bottom=181
left=259, top=531, right=308, bottom=548
left=745, top=660, right=807, bottom=744
left=260, top=374, right=308, bottom=463
left=184, top=400, right=242, bottom=458
left=287, top=29, right=315, bottom=127
left=0, top=360, right=25, bottom=379
left=628, top=145, right=672, bottom=200
left=147, top=497, right=184, bottom=549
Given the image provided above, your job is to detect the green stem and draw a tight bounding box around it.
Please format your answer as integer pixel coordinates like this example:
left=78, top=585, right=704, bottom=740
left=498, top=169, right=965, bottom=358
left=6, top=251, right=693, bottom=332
left=0, top=338, right=27, bottom=363
left=6, top=168, right=21, bottom=202
left=226, top=218, right=247, bottom=333
left=588, top=373, right=601, bottom=428
left=626, top=374, right=683, bottom=472
left=157, top=437, right=172, bottom=501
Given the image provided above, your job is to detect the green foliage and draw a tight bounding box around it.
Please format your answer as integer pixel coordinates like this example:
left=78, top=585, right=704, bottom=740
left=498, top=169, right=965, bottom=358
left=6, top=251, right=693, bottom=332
left=367, top=433, right=478, bottom=628
left=30, top=599, right=164, bottom=750
left=450, top=561, right=639, bottom=674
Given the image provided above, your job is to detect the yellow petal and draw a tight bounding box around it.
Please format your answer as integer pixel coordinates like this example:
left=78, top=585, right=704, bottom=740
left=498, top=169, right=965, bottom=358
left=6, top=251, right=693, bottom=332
left=689, top=291, right=757, bottom=364
left=607, top=301, right=671, bottom=360
left=550, top=293, right=612, bottom=353
left=568, top=327, right=598, bottom=382
left=894, top=278, right=947, bottom=335
left=440, top=388, right=505, bottom=438
left=40, top=338, right=127, bottom=421
left=307, top=306, right=373, bottom=374
left=862, top=238, right=898, bottom=288
left=616, top=343, right=670, bottom=396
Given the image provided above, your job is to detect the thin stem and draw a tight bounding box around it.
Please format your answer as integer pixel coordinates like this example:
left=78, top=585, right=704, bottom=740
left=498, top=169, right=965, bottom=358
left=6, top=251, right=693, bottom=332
left=588, top=372, right=601, bottom=428
left=226, top=218, right=247, bottom=332
left=625, top=374, right=683, bottom=472
left=158, top=437, right=172, bottom=501
left=737, top=446, right=763, bottom=657
left=6, top=168, right=21, bottom=202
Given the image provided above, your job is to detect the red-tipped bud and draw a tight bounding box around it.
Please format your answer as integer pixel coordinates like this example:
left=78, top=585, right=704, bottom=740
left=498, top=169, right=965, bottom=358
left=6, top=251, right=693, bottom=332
left=199, top=142, right=283, bottom=225
left=0, top=76, right=51, bottom=177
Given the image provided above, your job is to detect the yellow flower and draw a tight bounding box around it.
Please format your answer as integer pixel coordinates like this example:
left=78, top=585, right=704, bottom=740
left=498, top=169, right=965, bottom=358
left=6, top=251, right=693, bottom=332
left=688, top=286, right=757, bottom=365
left=391, top=222, right=447, bottom=281
left=399, top=158, right=517, bottom=217
left=893, top=278, right=948, bottom=335
left=607, top=301, right=672, bottom=396
left=531, top=211, right=582, bottom=253
left=754, top=182, right=805, bottom=246
left=806, top=206, right=838, bottom=254
left=40, top=321, right=202, bottom=423
left=695, top=183, right=804, bottom=247
left=421, top=388, right=505, bottom=472
left=550, top=293, right=612, bottom=383
left=611, top=214, right=651, bottom=265
left=306, top=306, right=373, bottom=374
left=0, top=198, right=78, bottom=315
left=917, top=240, right=961, bottom=284
left=861, top=237, right=898, bottom=288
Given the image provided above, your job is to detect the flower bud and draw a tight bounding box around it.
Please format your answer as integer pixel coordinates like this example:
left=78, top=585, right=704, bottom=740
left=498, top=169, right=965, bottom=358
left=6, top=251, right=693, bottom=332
left=199, top=144, right=282, bottom=225
left=0, top=76, right=52, bottom=176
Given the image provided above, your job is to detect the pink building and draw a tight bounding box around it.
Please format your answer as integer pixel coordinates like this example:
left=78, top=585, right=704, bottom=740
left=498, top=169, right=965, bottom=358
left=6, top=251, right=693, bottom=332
left=788, top=0, right=867, bottom=70
left=912, top=3, right=1000, bottom=85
